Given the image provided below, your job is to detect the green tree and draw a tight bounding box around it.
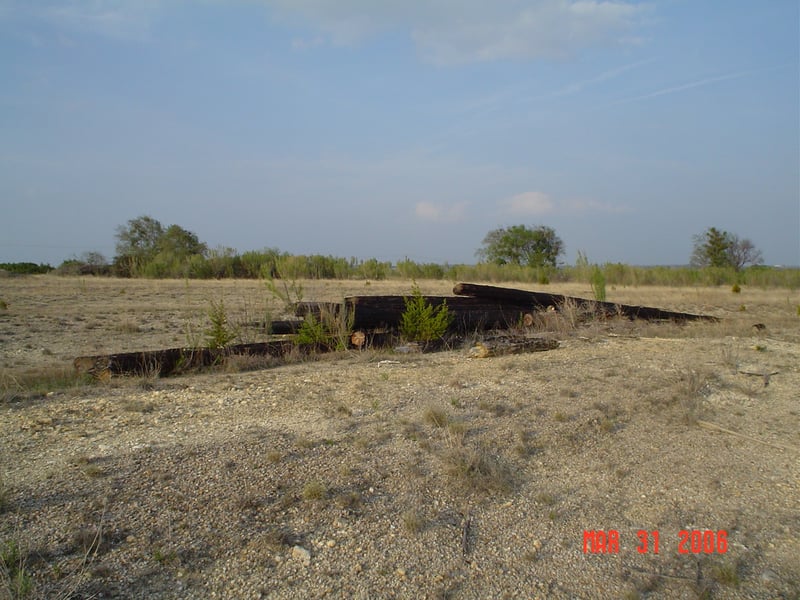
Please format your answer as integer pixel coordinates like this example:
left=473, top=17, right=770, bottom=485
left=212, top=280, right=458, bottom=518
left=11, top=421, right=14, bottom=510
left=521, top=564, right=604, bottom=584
left=114, top=215, right=164, bottom=276
left=690, top=227, right=763, bottom=271
left=477, top=225, right=564, bottom=268
left=114, top=216, right=209, bottom=277
left=157, top=224, right=207, bottom=259
left=116, top=215, right=164, bottom=260
left=691, top=227, right=731, bottom=268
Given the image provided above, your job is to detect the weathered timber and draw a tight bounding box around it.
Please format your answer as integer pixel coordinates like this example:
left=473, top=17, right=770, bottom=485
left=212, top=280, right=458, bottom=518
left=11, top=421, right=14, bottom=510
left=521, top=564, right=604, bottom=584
left=241, top=319, right=304, bottom=334
left=267, top=319, right=304, bottom=334
left=295, top=296, right=533, bottom=333
left=467, top=336, right=559, bottom=358
left=453, top=282, right=719, bottom=322
left=294, top=302, right=343, bottom=317
left=75, top=341, right=297, bottom=378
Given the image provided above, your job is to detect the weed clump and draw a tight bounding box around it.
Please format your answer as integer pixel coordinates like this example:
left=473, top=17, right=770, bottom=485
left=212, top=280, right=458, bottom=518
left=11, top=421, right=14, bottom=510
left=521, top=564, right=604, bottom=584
left=400, top=509, right=424, bottom=534
left=302, top=481, right=327, bottom=501
left=296, top=304, right=354, bottom=351
left=0, top=477, right=9, bottom=514
left=1, top=539, right=33, bottom=599
left=442, top=445, right=514, bottom=495
left=711, top=559, right=741, bottom=587
left=423, top=405, right=450, bottom=428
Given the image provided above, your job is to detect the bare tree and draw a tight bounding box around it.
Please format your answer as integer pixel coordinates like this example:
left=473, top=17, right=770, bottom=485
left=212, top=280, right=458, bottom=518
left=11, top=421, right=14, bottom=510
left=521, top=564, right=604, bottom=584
left=727, top=235, right=763, bottom=270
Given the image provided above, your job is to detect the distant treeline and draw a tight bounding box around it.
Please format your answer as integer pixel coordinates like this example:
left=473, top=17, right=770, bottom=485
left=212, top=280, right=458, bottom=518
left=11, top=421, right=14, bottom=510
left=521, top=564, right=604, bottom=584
left=1, top=255, right=798, bottom=288
left=0, top=262, right=54, bottom=274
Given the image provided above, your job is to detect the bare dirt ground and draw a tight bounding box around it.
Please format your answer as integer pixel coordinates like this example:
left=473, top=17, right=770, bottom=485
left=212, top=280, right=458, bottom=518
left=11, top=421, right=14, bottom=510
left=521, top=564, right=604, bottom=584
left=1, top=276, right=798, bottom=599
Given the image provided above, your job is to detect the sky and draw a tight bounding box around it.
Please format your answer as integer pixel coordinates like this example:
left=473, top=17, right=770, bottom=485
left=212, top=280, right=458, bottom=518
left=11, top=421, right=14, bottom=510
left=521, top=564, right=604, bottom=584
left=1, top=1, right=798, bottom=268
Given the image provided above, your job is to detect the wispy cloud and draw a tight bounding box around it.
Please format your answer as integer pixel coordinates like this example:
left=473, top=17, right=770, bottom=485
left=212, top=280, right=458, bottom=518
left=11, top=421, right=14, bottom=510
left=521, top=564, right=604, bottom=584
left=3, top=1, right=160, bottom=41
left=264, top=0, right=649, bottom=66
left=415, top=201, right=468, bottom=223
left=415, top=1, right=648, bottom=66
left=553, top=57, right=657, bottom=97
left=502, top=191, right=627, bottom=216
left=608, top=66, right=785, bottom=106
left=504, top=191, right=555, bottom=216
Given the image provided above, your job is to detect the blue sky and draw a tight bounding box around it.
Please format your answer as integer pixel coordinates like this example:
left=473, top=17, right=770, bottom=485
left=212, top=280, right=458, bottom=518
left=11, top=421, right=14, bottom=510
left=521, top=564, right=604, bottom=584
left=1, top=1, right=798, bottom=267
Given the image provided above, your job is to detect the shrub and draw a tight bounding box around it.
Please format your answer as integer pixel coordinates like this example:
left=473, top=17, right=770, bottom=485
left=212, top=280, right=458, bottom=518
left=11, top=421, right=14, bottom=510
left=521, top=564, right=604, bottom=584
left=400, top=284, right=453, bottom=342
left=590, top=266, right=607, bottom=302
left=204, top=298, right=238, bottom=349
left=296, top=313, right=328, bottom=347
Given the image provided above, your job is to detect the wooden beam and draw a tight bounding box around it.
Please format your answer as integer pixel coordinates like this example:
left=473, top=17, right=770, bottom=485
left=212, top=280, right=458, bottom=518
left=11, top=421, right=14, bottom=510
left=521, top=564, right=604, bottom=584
left=453, top=282, right=718, bottom=322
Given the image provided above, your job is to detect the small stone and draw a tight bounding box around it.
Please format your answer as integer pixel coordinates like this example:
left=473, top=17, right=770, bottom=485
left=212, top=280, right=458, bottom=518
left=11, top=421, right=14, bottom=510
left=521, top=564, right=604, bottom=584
left=395, top=568, right=406, bottom=579
left=760, top=569, right=781, bottom=584
left=326, top=540, right=336, bottom=548
left=533, top=539, right=542, bottom=550
left=291, top=545, right=311, bottom=566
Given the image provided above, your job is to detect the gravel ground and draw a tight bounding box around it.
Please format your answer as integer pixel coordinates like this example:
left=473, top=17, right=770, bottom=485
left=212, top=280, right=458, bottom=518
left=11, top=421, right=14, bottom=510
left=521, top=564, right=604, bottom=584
left=1, top=277, right=798, bottom=599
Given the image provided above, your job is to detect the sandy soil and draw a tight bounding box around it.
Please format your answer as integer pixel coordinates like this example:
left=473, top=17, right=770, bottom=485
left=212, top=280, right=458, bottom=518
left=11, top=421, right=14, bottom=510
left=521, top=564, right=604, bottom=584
left=1, top=276, right=798, bottom=599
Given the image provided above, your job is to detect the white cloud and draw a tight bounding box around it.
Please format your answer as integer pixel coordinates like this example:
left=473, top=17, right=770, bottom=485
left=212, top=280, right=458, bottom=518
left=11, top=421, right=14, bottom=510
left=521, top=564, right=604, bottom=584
left=263, top=0, right=648, bottom=65
left=504, top=191, right=555, bottom=215
left=502, top=191, right=627, bottom=216
left=8, top=1, right=162, bottom=41
left=415, top=201, right=467, bottom=223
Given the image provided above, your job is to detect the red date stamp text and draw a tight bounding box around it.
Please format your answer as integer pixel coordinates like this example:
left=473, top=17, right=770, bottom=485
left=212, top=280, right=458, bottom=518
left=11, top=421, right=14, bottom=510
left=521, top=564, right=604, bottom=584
left=583, top=530, right=728, bottom=554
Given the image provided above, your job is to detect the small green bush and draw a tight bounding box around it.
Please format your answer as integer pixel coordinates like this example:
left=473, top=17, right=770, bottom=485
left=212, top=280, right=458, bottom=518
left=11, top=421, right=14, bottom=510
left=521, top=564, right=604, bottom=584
left=590, top=266, right=606, bottom=302
left=400, top=284, right=453, bottom=342
left=204, top=298, right=238, bottom=349
left=731, top=283, right=741, bottom=293
left=296, top=313, right=328, bottom=347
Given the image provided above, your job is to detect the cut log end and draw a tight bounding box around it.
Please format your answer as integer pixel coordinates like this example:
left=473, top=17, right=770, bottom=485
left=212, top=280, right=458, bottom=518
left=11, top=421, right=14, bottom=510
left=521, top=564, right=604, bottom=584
left=350, top=331, right=366, bottom=348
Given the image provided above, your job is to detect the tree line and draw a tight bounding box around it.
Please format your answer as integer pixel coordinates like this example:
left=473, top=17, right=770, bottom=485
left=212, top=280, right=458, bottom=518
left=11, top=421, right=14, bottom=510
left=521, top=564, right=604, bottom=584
left=2, top=216, right=790, bottom=287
